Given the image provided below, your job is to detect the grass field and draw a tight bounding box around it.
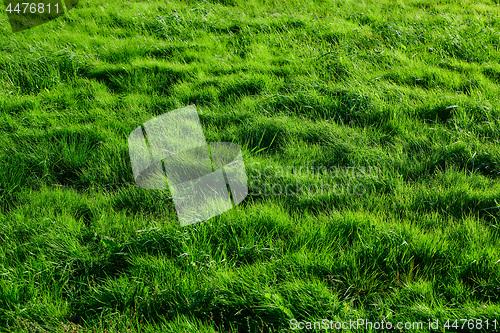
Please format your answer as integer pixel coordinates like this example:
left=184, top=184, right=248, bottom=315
left=1, top=0, right=500, bottom=331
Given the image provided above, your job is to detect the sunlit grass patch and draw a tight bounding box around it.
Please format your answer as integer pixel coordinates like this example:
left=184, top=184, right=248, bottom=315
left=0, top=0, right=499, bottom=331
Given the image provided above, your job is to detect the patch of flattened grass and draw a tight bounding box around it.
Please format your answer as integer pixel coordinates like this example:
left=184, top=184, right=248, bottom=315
left=83, top=63, right=189, bottom=94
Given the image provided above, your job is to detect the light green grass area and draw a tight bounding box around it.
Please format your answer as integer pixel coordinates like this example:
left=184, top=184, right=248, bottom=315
left=0, top=0, right=500, bottom=331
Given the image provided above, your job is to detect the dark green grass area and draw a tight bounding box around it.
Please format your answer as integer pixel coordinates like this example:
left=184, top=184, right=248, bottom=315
left=0, top=0, right=500, bottom=331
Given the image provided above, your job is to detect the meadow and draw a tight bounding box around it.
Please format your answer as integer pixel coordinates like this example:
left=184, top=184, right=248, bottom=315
left=0, top=0, right=500, bottom=331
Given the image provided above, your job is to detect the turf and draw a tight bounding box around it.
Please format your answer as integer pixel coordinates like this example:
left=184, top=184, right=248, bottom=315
left=0, top=0, right=500, bottom=332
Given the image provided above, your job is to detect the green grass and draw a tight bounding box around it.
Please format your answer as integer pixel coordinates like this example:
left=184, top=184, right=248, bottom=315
left=0, top=0, right=500, bottom=331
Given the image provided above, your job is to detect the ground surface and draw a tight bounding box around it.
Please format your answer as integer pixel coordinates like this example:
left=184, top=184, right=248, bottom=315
left=0, top=0, right=500, bottom=332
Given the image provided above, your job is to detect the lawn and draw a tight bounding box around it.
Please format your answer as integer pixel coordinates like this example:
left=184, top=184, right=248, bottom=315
left=0, top=0, right=500, bottom=331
